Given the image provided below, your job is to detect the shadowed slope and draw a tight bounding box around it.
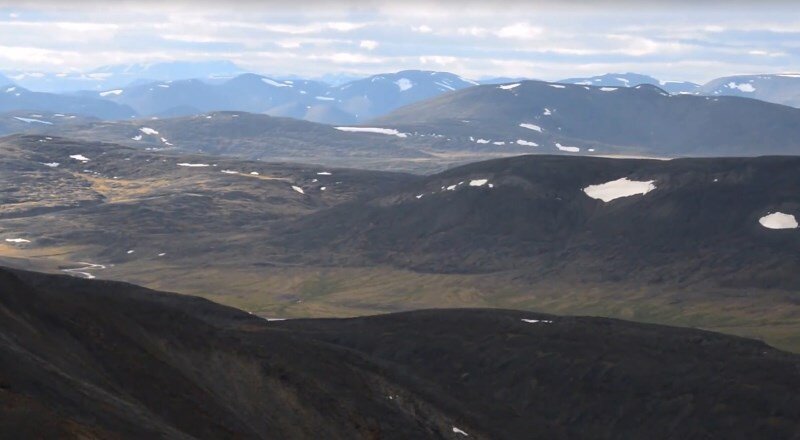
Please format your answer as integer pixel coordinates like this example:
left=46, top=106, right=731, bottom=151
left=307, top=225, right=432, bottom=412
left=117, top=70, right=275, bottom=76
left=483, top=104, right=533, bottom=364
left=1, top=267, right=800, bottom=439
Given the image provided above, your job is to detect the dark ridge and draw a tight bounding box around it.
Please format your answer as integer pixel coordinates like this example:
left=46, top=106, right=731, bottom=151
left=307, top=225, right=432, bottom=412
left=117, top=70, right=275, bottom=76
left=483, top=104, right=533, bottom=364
left=274, top=154, right=800, bottom=289
left=2, top=266, right=800, bottom=439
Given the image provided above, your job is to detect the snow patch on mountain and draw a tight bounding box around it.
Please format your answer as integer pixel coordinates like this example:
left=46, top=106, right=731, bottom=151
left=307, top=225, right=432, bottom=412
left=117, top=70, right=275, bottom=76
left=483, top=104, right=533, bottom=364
left=395, top=78, right=413, bottom=91
left=556, top=143, right=580, bottom=153
left=5, top=238, right=31, bottom=244
left=583, top=178, right=656, bottom=202
left=726, top=82, right=756, bottom=92
left=334, top=126, right=408, bottom=137
left=177, top=163, right=210, bottom=167
left=520, top=123, right=543, bottom=132
left=99, top=89, right=123, bottom=97
left=13, top=116, right=52, bottom=125
left=759, top=212, right=798, bottom=229
left=262, top=78, right=291, bottom=87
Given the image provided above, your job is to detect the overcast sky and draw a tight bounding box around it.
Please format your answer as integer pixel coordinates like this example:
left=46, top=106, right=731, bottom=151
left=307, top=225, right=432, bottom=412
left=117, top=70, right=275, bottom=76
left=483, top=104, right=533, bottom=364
left=1, top=1, right=799, bottom=82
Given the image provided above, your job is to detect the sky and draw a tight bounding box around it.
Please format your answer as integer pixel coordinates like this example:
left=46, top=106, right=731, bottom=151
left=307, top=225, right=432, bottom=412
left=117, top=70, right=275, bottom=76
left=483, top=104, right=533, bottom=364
left=1, top=1, right=799, bottom=82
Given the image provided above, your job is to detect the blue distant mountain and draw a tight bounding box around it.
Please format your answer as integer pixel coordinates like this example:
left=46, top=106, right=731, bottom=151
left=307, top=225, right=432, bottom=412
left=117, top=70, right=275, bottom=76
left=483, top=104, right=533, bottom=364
left=699, top=74, right=800, bottom=107
left=7, top=65, right=800, bottom=123
left=559, top=73, right=700, bottom=94
left=323, top=70, right=479, bottom=121
left=478, top=77, right=536, bottom=85
left=87, top=70, right=479, bottom=123
left=0, top=85, right=135, bottom=119
left=0, top=72, right=13, bottom=87
left=1, top=60, right=246, bottom=93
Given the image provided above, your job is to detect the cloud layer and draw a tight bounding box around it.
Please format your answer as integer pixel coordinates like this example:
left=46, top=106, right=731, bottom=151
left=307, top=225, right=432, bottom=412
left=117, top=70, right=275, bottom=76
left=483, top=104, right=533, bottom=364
left=1, top=2, right=798, bottom=82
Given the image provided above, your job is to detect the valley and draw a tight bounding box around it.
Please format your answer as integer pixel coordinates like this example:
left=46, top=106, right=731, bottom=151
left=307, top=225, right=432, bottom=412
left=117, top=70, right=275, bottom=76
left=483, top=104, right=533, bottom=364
left=1, top=135, right=798, bottom=352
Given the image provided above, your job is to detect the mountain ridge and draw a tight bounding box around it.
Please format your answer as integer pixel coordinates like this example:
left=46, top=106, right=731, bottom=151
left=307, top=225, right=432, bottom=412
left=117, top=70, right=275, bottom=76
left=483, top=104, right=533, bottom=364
left=700, top=73, right=800, bottom=107
left=558, top=72, right=701, bottom=94
left=371, top=79, right=800, bottom=157
left=1, top=86, right=136, bottom=119
left=88, top=70, right=478, bottom=124
left=2, top=60, right=247, bottom=92
left=2, top=265, right=800, bottom=439
left=5, top=67, right=800, bottom=124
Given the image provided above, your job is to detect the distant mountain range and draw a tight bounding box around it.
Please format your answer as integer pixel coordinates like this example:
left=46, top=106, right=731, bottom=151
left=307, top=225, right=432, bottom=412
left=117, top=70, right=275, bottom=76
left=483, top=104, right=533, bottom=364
left=319, top=70, right=479, bottom=121
left=77, top=75, right=326, bottom=120
left=478, top=76, right=537, bottom=85
left=2, top=60, right=245, bottom=93
left=4, top=62, right=800, bottom=124
left=373, top=80, right=800, bottom=156
left=1, top=86, right=136, bottom=119
left=561, top=72, right=800, bottom=106
left=699, top=73, right=800, bottom=108
left=6, top=79, right=800, bottom=172
left=82, top=70, right=478, bottom=124
left=558, top=72, right=701, bottom=94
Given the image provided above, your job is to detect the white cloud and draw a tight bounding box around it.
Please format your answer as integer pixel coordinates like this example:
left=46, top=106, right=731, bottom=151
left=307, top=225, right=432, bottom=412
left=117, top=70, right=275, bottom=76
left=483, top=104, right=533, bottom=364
left=276, top=40, right=302, bottom=49
left=457, top=26, right=489, bottom=37
left=703, top=25, right=726, bottom=33
left=360, top=40, right=379, bottom=50
left=748, top=50, right=786, bottom=57
left=55, top=22, right=120, bottom=32
left=605, top=34, right=687, bottom=56
left=256, top=21, right=366, bottom=35
left=0, top=4, right=799, bottom=83
left=0, top=45, right=76, bottom=65
left=310, top=52, right=386, bottom=64
left=419, top=55, right=458, bottom=65
left=327, top=22, right=366, bottom=32
left=495, top=22, right=544, bottom=39
left=271, top=38, right=343, bottom=49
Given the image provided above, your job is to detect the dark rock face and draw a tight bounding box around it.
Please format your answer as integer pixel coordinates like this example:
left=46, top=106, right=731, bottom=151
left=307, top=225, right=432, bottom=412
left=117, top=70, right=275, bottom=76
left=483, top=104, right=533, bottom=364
left=2, top=267, right=800, bottom=439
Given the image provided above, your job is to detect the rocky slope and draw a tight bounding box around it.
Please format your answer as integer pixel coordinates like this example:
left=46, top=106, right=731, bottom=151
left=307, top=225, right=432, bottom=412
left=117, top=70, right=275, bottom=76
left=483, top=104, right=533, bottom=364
left=2, top=266, right=799, bottom=439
